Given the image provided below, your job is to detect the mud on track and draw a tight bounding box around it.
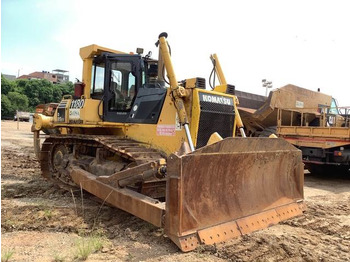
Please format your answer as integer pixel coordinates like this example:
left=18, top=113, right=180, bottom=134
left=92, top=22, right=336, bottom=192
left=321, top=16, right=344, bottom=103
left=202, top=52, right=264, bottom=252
left=1, top=120, right=350, bottom=261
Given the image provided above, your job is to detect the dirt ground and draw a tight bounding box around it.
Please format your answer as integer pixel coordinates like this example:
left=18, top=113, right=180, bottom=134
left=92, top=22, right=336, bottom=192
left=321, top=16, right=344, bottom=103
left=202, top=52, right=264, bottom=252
left=1, top=120, right=350, bottom=262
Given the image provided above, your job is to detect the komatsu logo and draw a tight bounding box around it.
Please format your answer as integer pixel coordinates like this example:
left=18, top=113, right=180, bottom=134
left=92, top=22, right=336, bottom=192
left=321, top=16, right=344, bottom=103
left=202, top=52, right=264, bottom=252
left=200, top=93, right=233, bottom=105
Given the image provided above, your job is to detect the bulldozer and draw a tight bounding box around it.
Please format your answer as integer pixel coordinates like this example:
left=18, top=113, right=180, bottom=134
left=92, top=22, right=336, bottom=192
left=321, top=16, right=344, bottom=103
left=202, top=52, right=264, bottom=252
left=32, top=33, right=304, bottom=251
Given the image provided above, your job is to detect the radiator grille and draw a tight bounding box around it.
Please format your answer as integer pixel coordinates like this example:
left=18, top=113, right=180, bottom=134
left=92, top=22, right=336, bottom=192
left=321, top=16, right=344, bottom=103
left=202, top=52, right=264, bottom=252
left=196, top=92, right=235, bottom=148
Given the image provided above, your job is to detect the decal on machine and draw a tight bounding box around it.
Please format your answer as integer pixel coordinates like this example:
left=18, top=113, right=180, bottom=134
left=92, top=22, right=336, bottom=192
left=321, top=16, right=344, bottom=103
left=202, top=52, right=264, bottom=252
left=69, top=109, right=81, bottom=120
left=199, top=93, right=233, bottom=105
left=69, top=99, right=85, bottom=120
left=157, top=124, right=176, bottom=136
left=70, top=99, right=85, bottom=109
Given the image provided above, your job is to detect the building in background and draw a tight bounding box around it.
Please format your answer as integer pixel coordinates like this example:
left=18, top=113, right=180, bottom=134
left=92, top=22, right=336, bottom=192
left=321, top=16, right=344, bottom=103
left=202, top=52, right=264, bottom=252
left=52, top=69, right=69, bottom=83
left=2, top=74, right=16, bottom=81
left=17, top=69, right=69, bottom=84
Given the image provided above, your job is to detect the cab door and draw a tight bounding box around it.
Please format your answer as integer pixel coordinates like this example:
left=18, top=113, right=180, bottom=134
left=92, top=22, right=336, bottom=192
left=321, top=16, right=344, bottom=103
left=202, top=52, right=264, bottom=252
left=103, top=56, right=140, bottom=123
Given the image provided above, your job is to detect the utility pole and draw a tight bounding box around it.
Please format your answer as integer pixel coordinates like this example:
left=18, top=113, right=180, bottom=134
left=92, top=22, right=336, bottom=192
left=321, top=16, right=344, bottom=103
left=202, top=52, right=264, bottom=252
left=17, top=68, right=23, bottom=78
left=262, top=79, right=273, bottom=97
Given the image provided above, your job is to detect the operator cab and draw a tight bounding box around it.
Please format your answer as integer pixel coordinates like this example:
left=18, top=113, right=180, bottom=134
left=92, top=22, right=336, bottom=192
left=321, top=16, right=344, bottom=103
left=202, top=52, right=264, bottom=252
left=90, top=53, right=167, bottom=124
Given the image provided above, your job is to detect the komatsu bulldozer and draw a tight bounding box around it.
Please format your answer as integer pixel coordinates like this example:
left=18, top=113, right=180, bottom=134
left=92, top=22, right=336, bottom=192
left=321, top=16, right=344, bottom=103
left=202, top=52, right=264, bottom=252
left=32, top=33, right=304, bottom=251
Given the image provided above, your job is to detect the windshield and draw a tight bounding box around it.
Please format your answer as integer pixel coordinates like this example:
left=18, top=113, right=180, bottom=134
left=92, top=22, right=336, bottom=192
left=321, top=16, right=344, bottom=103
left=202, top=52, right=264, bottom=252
left=329, top=98, right=339, bottom=115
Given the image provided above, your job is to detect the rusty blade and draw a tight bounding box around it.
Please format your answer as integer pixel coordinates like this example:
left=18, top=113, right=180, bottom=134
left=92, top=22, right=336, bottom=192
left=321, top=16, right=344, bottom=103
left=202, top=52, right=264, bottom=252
left=235, top=209, right=281, bottom=235
left=165, top=137, right=304, bottom=251
left=275, top=202, right=305, bottom=221
left=197, top=202, right=304, bottom=245
left=198, top=220, right=241, bottom=245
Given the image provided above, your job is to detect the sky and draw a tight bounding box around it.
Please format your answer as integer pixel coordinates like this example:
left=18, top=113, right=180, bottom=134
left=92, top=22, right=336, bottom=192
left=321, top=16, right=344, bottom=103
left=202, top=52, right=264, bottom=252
left=1, top=0, right=350, bottom=106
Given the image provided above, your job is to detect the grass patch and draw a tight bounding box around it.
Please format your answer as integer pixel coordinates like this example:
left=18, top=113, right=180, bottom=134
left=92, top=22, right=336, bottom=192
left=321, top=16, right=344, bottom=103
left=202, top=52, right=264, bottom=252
left=1, top=249, right=14, bottom=262
left=3, top=219, right=17, bottom=229
left=126, top=253, right=135, bottom=261
left=43, top=209, right=53, bottom=220
left=53, top=253, right=65, bottom=262
left=74, top=235, right=104, bottom=261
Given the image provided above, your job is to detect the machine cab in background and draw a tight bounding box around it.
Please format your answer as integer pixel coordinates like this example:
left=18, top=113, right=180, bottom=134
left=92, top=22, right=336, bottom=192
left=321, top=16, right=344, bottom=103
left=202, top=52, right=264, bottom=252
left=90, top=53, right=167, bottom=124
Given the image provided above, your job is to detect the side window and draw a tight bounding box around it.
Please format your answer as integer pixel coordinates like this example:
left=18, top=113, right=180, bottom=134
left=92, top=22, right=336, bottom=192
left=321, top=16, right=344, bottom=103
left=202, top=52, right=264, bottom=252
left=142, top=70, right=146, bottom=86
left=91, top=63, right=105, bottom=96
left=143, top=62, right=164, bottom=88
left=128, top=72, right=136, bottom=101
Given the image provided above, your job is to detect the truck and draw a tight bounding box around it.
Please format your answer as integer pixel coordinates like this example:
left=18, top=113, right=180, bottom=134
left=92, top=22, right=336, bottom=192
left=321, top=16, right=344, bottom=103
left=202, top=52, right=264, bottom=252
left=209, top=54, right=349, bottom=175
left=14, top=111, right=32, bottom=122
left=235, top=84, right=350, bottom=175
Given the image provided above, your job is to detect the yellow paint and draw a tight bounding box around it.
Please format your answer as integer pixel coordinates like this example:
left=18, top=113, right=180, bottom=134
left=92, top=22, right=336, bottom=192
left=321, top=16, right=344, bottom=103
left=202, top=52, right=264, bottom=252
left=191, top=89, right=201, bottom=147
left=79, top=44, right=126, bottom=99
left=48, top=83, right=239, bottom=155
left=32, top=114, right=53, bottom=131
left=126, top=90, right=187, bottom=155
left=45, top=42, right=241, bottom=156
left=80, top=99, right=103, bottom=123
left=207, top=132, right=223, bottom=145
left=213, top=84, right=228, bottom=93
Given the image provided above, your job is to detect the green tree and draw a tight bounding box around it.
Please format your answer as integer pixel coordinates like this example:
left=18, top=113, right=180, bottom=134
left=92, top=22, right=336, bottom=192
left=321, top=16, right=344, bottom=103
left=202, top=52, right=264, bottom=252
left=37, top=80, right=54, bottom=104
left=1, top=74, right=15, bottom=95
left=52, top=85, right=63, bottom=102
left=21, top=79, right=52, bottom=108
left=21, top=79, right=38, bottom=103
left=2, top=77, right=75, bottom=116
left=1, top=94, right=14, bottom=118
left=15, top=79, right=28, bottom=93
left=57, top=81, right=74, bottom=97
left=7, top=91, right=29, bottom=111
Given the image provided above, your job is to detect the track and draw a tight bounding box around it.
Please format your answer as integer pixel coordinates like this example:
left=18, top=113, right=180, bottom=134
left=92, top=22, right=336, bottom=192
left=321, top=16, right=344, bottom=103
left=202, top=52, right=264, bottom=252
left=39, top=134, right=166, bottom=191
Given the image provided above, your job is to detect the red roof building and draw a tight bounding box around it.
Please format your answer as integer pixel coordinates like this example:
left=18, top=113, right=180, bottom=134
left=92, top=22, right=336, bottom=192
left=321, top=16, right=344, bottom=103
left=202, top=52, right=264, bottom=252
left=18, top=70, right=69, bottom=84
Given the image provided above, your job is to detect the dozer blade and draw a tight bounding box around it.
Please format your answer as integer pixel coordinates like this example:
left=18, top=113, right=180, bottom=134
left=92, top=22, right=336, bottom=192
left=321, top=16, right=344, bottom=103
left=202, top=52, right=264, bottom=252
left=165, top=137, right=304, bottom=251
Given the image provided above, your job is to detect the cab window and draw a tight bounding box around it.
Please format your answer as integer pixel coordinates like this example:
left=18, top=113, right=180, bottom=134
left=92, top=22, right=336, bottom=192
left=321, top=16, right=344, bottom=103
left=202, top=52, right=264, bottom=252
left=108, top=62, right=136, bottom=111
left=91, top=63, right=105, bottom=96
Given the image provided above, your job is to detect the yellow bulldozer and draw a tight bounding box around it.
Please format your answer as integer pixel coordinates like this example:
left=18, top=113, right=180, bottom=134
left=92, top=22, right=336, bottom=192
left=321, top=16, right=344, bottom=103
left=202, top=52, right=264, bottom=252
left=32, top=33, right=304, bottom=251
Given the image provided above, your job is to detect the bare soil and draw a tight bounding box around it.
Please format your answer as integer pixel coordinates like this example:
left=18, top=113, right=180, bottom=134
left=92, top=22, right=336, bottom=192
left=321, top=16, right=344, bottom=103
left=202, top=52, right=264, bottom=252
left=1, top=120, right=350, bottom=262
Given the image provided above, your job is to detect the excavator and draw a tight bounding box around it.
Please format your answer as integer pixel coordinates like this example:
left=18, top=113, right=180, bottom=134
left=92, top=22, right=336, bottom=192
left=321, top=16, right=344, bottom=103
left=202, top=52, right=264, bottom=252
left=32, top=33, right=304, bottom=251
